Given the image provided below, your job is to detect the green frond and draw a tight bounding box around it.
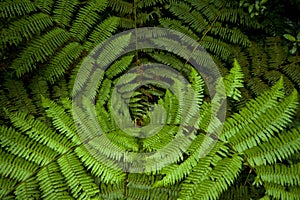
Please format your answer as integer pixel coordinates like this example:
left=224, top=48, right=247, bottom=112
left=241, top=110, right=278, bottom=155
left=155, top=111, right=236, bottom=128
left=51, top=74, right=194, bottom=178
left=160, top=89, right=180, bottom=124
left=194, top=155, right=242, bottom=199
left=255, top=163, right=300, bottom=186
left=36, top=162, right=73, bottom=199
left=153, top=134, right=210, bottom=187
left=217, top=8, right=259, bottom=28
left=229, top=89, right=298, bottom=152
left=72, top=32, right=131, bottom=97
left=51, top=79, right=70, bottom=101
left=221, top=77, right=286, bottom=141
left=219, top=185, right=251, bottom=200
left=43, top=42, right=84, bottom=84
left=106, top=130, right=139, bottom=152
left=0, top=176, right=17, bottom=198
left=11, top=27, right=71, bottom=77
left=244, top=127, right=300, bottom=166
left=247, top=77, right=270, bottom=96
left=95, top=93, right=115, bottom=133
left=159, top=18, right=199, bottom=41
left=126, top=174, right=179, bottom=199
left=137, top=0, right=166, bottom=8
left=210, top=26, right=250, bottom=46
left=0, top=13, right=54, bottom=48
left=57, top=152, right=99, bottom=199
left=98, top=182, right=123, bottom=199
left=84, top=16, right=120, bottom=50
left=142, top=125, right=177, bottom=152
left=53, top=0, right=79, bottom=27
left=75, top=146, right=125, bottom=184
left=179, top=153, right=242, bottom=200
left=14, top=176, right=40, bottom=200
left=6, top=111, right=73, bottom=154
left=168, top=2, right=208, bottom=33
left=200, top=36, right=232, bottom=60
left=118, top=17, right=135, bottom=29
left=105, top=54, right=134, bottom=79
left=0, top=148, right=39, bottom=181
left=41, top=97, right=81, bottom=145
left=108, top=0, right=133, bottom=14
left=33, top=0, right=54, bottom=14
left=70, top=0, right=107, bottom=42
left=0, top=125, right=58, bottom=166
left=263, top=182, right=300, bottom=200
left=224, top=59, right=244, bottom=100
left=282, top=61, right=300, bottom=88
left=29, top=76, right=49, bottom=115
left=0, top=0, right=37, bottom=18
left=3, top=78, right=37, bottom=114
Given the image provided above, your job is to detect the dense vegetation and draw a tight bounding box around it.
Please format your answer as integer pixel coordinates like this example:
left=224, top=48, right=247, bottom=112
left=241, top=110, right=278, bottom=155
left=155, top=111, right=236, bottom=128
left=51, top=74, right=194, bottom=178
left=0, top=0, right=299, bottom=199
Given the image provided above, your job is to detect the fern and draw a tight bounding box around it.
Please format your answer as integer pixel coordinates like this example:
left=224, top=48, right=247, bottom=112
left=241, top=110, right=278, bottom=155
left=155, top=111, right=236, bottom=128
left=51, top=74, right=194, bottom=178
left=70, top=0, right=107, bottom=42
left=0, top=13, right=54, bottom=48
left=11, top=27, right=71, bottom=77
left=52, top=0, right=79, bottom=27
left=0, top=0, right=37, bottom=18
left=0, top=0, right=300, bottom=199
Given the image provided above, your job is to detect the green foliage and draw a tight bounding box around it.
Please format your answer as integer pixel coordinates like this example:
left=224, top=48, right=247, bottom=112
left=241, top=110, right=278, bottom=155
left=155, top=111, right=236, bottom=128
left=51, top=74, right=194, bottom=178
left=0, top=0, right=299, bottom=199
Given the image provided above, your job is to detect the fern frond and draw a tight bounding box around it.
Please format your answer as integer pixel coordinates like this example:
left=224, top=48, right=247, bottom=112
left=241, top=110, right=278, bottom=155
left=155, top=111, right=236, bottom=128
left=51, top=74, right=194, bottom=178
left=263, top=182, right=300, bottom=200
left=179, top=153, right=242, bottom=200
left=167, top=2, right=208, bottom=33
left=106, top=130, right=139, bottom=152
left=29, top=75, right=49, bottom=115
left=6, top=111, right=73, bottom=154
left=75, top=146, right=125, bottom=184
left=218, top=8, right=259, bottom=28
left=224, top=59, right=244, bottom=100
left=108, top=0, right=133, bottom=14
left=127, top=174, right=179, bottom=199
left=137, top=0, right=166, bottom=8
left=53, top=0, right=79, bottom=27
left=244, top=127, right=300, bottom=166
left=0, top=149, right=39, bottom=181
left=98, top=182, right=123, bottom=199
left=0, top=126, right=58, bottom=166
left=3, top=79, right=36, bottom=114
left=33, top=0, right=54, bottom=14
left=255, top=163, right=300, bottom=186
left=159, top=18, right=199, bottom=41
left=0, top=176, right=17, bottom=198
left=0, top=13, right=54, bottom=48
left=43, top=42, right=84, bottom=84
left=11, top=27, right=71, bottom=77
left=70, top=0, right=107, bottom=42
left=57, top=152, right=99, bottom=199
left=52, top=79, right=70, bottom=100
left=14, top=176, right=40, bottom=199
left=221, top=77, right=285, bottom=141
left=142, top=125, right=177, bottom=152
left=84, top=16, right=120, bottom=50
left=200, top=36, right=232, bottom=60
left=247, top=77, right=270, bottom=96
left=0, top=0, right=37, bottom=18
left=41, top=97, right=81, bottom=145
left=105, top=54, right=134, bottom=79
left=37, top=162, right=73, bottom=199
left=282, top=61, right=300, bottom=88
left=229, top=89, right=298, bottom=152
left=219, top=185, right=251, bottom=200
left=210, top=26, right=250, bottom=46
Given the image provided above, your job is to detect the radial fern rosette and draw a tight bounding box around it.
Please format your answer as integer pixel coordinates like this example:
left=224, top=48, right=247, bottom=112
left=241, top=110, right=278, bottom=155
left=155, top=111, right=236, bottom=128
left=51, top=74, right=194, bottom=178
left=0, top=0, right=300, bottom=199
left=72, top=27, right=227, bottom=173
